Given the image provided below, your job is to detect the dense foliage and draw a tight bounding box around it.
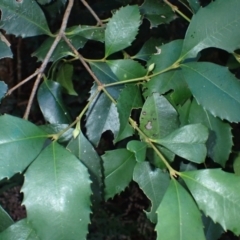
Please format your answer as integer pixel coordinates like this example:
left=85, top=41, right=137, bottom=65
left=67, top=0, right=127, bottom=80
left=0, top=0, right=240, bottom=239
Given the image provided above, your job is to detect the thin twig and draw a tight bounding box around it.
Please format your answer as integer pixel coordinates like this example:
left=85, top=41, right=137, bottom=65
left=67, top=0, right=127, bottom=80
left=81, top=0, right=103, bottom=26
left=23, top=0, right=75, bottom=120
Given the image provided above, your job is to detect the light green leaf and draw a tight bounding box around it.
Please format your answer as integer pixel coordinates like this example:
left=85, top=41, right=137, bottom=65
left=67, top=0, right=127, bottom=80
left=133, top=162, right=170, bottom=223
left=140, top=93, right=179, bottom=139
left=0, top=219, right=38, bottom=240
left=189, top=99, right=233, bottom=167
left=155, top=124, right=208, bottom=163
left=233, top=153, right=240, bottom=176
left=102, top=149, right=136, bottom=200
left=182, top=62, right=240, bottom=122
left=181, top=169, right=240, bottom=235
left=127, top=141, right=147, bottom=163
left=115, top=84, right=142, bottom=142
left=22, top=142, right=91, bottom=240
left=105, top=5, right=141, bottom=57
left=56, top=63, right=77, bottom=96
left=140, top=0, right=177, bottom=28
left=0, top=81, right=8, bottom=103
left=67, top=131, right=102, bottom=204
left=156, top=179, right=205, bottom=240
left=187, top=0, right=200, bottom=13
left=0, top=33, right=12, bottom=59
left=0, top=0, right=51, bottom=37
left=37, top=80, right=72, bottom=124
left=181, top=0, right=240, bottom=59
left=0, top=205, right=13, bottom=232
left=0, top=115, right=47, bottom=180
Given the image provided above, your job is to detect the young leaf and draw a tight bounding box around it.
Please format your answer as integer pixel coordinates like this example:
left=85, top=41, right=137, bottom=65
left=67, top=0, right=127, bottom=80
left=0, top=0, right=51, bottom=37
left=156, top=179, right=205, bottom=240
left=189, top=99, right=233, bottom=167
left=140, top=93, right=179, bottom=139
left=181, top=0, right=240, bottom=59
left=155, top=124, right=208, bottom=163
left=181, top=169, right=240, bottom=235
left=0, top=34, right=12, bottom=59
left=182, top=62, right=240, bottom=122
left=22, top=142, right=92, bottom=240
left=0, top=115, right=47, bottom=180
left=127, top=140, right=147, bottom=163
left=140, top=0, right=177, bottom=28
left=115, top=84, right=142, bottom=142
left=0, top=205, right=13, bottom=232
left=133, top=162, right=170, bottom=223
left=67, top=131, right=102, bottom=204
left=37, top=80, right=72, bottom=124
left=0, top=81, right=8, bottom=103
left=0, top=219, right=38, bottom=240
left=102, top=149, right=136, bottom=200
left=56, top=63, right=77, bottom=96
left=105, top=5, right=141, bottom=57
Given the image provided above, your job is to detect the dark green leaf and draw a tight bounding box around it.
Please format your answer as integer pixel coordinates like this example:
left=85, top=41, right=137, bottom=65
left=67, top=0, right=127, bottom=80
left=140, top=93, right=179, bottom=139
left=115, top=84, right=142, bottom=142
left=155, top=124, right=208, bottom=163
left=133, top=162, right=170, bottom=223
left=102, top=149, right=136, bottom=200
left=0, top=0, right=51, bottom=37
left=105, top=5, right=141, bottom=57
left=140, top=0, right=177, bottom=28
left=127, top=141, right=147, bottom=163
left=182, top=62, right=240, bottom=122
left=233, top=153, right=240, bottom=176
left=187, top=0, right=200, bottom=13
left=0, top=115, right=47, bottom=180
left=0, top=81, right=7, bottom=103
left=56, top=63, right=77, bottom=96
left=156, top=179, right=205, bottom=240
left=0, top=34, right=12, bottom=59
left=181, top=169, right=240, bottom=235
left=67, top=131, right=102, bottom=204
left=0, top=205, right=13, bottom=232
left=0, top=219, right=38, bottom=240
left=22, top=142, right=91, bottom=240
left=181, top=0, right=240, bottom=59
left=189, top=99, right=233, bottom=167
left=37, top=80, right=72, bottom=124
left=178, top=99, right=191, bottom=126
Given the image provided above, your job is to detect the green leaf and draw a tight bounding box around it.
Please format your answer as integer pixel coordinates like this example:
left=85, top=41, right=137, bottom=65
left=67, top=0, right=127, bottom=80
left=105, top=5, right=141, bottom=57
left=0, top=205, right=13, bottom=232
left=102, top=149, right=136, bottom=200
left=33, top=35, right=87, bottom=62
left=181, top=169, right=240, bottom=235
left=0, top=0, right=51, bottom=37
left=133, top=162, right=170, bottom=223
left=22, top=142, right=91, bottom=240
left=182, top=62, right=240, bottom=122
left=127, top=141, right=147, bottom=163
left=187, top=0, right=200, bottom=13
left=0, top=34, right=12, bottom=59
left=178, top=99, right=191, bottom=126
left=115, top=84, right=142, bottom=142
left=181, top=0, right=240, bottom=59
left=0, top=81, right=8, bottom=103
left=140, top=93, right=179, bottom=139
left=156, top=179, right=205, bottom=240
left=56, top=63, right=77, bottom=96
left=37, top=80, right=72, bottom=124
left=0, top=219, right=38, bottom=240
left=0, top=115, right=47, bottom=180
left=67, top=131, right=102, bottom=204
left=155, top=124, right=208, bottom=163
left=189, top=99, right=233, bottom=167
left=107, top=59, right=147, bottom=81
left=233, top=153, right=240, bottom=176
left=140, top=0, right=177, bottom=28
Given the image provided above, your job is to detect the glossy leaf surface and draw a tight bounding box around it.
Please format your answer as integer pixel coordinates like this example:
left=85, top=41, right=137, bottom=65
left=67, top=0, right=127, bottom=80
left=103, top=149, right=136, bottom=200
left=0, top=115, right=47, bottom=180
left=182, top=62, right=240, bottom=122
left=22, top=142, right=91, bottom=240
left=37, top=80, right=72, bottom=124
left=0, top=0, right=51, bottom=37
left=105, top=5, right=141, bottom=57
left=127, top=140, right=147, bottom=163
left=156, top=179, right=205, bottom=240
left=133, top=162, right=170, bottom=223
left=181, top=169, right=240, bottom=235
left=0, top=81, right=7, bottom=103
